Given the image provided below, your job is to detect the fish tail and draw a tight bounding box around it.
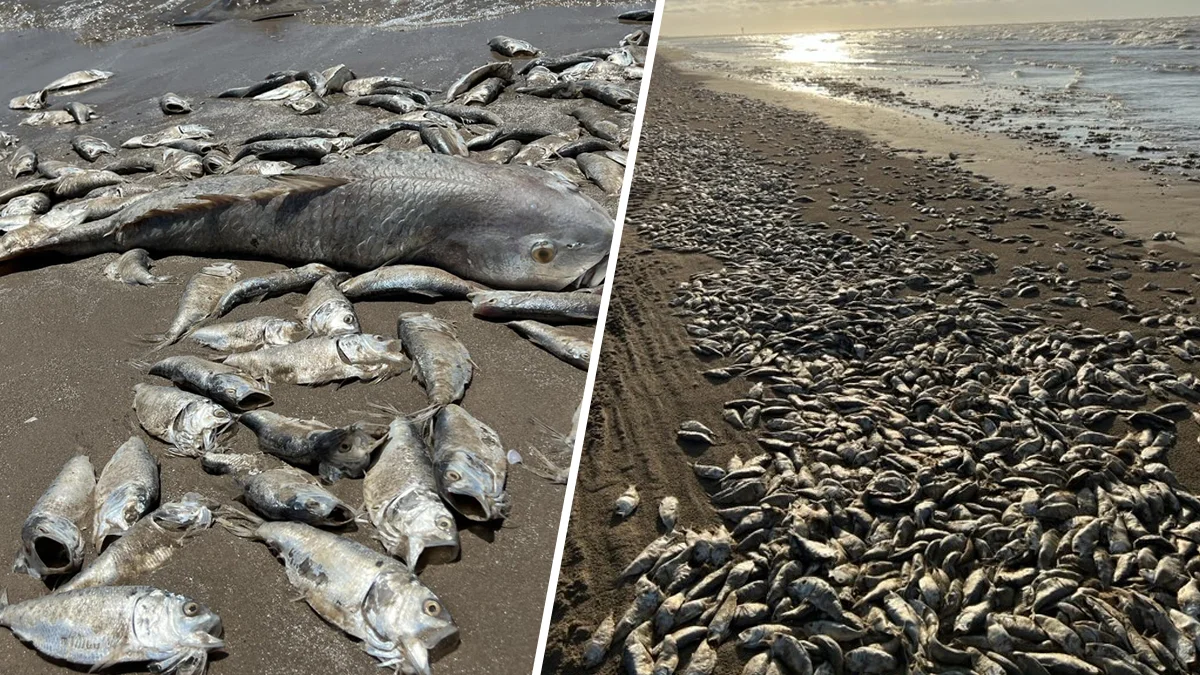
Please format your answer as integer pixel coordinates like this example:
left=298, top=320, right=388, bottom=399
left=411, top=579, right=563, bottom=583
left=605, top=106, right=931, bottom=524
left=215, top=504, right=265, bottom=540
left=128, top=358, right=152, bottom=372
left=0, top=587, right=8, bottom=614
left=411, top=404, right=441, bottom=426
left=365, top=400, right=408, bottom=419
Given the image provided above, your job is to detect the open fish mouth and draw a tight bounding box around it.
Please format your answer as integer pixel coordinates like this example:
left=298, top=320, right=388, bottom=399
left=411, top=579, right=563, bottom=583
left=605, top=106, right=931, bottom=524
left=233, top=389, right=273, bottom=410
left=570, top=255, right=609, bottom=290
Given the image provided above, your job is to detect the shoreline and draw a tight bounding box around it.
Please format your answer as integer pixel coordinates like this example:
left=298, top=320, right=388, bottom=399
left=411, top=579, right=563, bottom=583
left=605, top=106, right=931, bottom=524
left=662, top=47, right=1200, bottom=254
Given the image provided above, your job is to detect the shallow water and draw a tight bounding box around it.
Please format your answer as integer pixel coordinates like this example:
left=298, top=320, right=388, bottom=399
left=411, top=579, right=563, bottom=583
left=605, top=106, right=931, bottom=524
left=673, top=16, right=1200, bottom=169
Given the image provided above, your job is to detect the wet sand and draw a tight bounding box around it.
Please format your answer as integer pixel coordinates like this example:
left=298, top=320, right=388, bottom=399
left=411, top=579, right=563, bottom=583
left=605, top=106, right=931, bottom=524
left=543, top=57, right=1200, bottom=674
left=0, top=5, right=635, bottom=675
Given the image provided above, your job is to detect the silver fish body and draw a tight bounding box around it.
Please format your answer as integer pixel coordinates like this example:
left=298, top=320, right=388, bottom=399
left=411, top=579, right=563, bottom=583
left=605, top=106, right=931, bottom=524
left=431, top=405, right=510, bottom=521
left=507, top=320, right=592, bottom=370
left=444, top=62, right=514, bottom=102
left=92, top=437, right=160, bottom=550
left=298, top=275, right=360, bottom=336
left=147, top=355, right=272, bottom=411
left=240, top=410, right=378, bottom=482
left=9, top=91, right=47, bottom=110
left=470, top=289, right=601, bottom=323
left=397, top=312, right=474, bottom=410
left=14, top=455, right=95, bottom=579
left=72, top=135, right=116, bottom=162
left=104, top=248, right=171, bottom=285
left=153, top=262, right=241, bottom=347
left=364, top=418, right=460, bottom=568
left=238, top=466, right=355, bottom=526
left=0, top=585, right=222, bottom=674
left=43, top=69, right=113, bottom=92
left=187, top=316, right=309, bottom=352
left=219, top=510, right=456, bottom=674
left=339, top=264, right=488, bottom=300
left=577, top=152, right=627, bottom=194
left=0, top=152, right=614, bottom=291
left=488, top=35, right=540, bottom=58
left=132, top=383, right=236, bottom=457
left=160, top=93, right=192, bottom=115
left=221, top=334, right=409, bottom=385
left=62, top=494, right=217, bottom=591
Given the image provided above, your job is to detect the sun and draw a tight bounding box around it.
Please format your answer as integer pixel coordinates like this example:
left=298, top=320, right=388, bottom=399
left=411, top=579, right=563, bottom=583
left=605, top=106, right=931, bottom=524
left=777, top=32, right=856, bottom=64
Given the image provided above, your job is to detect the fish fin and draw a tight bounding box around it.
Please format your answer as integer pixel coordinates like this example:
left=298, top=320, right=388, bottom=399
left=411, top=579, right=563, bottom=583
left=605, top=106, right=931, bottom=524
left=410, top=405, right=440, bottom=426
left=532, top=416, right=568, bottom=443
left=164, top=445, right=202, bottom=459
left=215, top=504, right=265, bottom=540
left=365, top=401, right=408, bottom=419
left=263, top=173, right=352, bottom=195
left=128, top=359, right=152, bottom=372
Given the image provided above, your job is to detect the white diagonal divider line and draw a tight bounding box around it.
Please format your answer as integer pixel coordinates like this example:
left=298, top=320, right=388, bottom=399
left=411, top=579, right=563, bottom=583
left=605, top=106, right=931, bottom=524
left=530, top=2, right=668, bottom=672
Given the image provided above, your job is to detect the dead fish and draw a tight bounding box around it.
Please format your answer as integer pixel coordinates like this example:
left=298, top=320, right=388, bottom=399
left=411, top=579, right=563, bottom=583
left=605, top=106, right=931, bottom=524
left=92, top=437, right=159, bottom=551
left=7, top=146, right=37, bottom=177
left=145, top=262, right=241, bottom=348
left=506, top=320, right=593, bottom=370
left=0, top=192, right=51, bottom=217
left=188, top=316, right=310, bottom=352
left=243, top=128, right=350, bottom=144
left=470, top=289, right=601, bottom=323
left=61, top=494, right=216, bottom=592
left=159, top=92, right=192, bottom=115
left=213, top=263, right=342, bottom=319
left=557, top=137, right=618, bottom=159
left=322, top=64, right=356, bottom=94
left=252, top=80, right=311, bottom=101
left=659, top=496, right=679, bottom=532
left=297, top=275, right=360, bottom=336
left=677, top=421, right=716, bottom=446
left=431, top=404, right=510, bottom=521
left=202, top=149, right=231, bottom=174
left=132, top=383, right=236, bottom=458
left=614, top=485, right=640, bottom=519
left=13, top=455, right=95, bottom=580
left=226, top=158, right=296, bottom=175
left=460, top=77, right=505, bottom=106
left=488, top=35, right=540, bottom=57
left=0, top=130, right=17, bottom=147
left=622, top=29, right=650, bottom=46
left=419, top=125, right=469, bottom=157
left=21, top=110, right=76, bottom=126
left=444, top=62, right=514, bottom=102
left=473, top=140, right=522, bottom=164
left=103, top=249, right=171, bottom=286
left=54, top=169, right=123, bottom=199
left=146, top=355, right=272, bottom=411
left=583, top=613, right=616, bottom=667
left=397, top=312, right=474, bottom=411
left=122, top=124, right=213, bottom=149
left=577, top=79, right=638, bottom=108
left=572, top=106, right=629, bottom=145
left=0, top=586, right=223, bottom=673
left=355, top=94, right=423, bottom=115
left=43, top=69, right=113, bottom=92
left=364, top=418, right=460, bottom=568
left=71, top=135, right=116, bottom=162
left=343, top=76, right=425, bottom=98
left=63, top=102, right=97, bottom=124
left=233, top=137, right=348, bottom=163
left=218, top=508, right=456, bottom=675
left=339, top=265, right=488, bottom=300
left=578, top=152, right=627, bottom=194
left=287, top=93, right=328, bottom=115
left=220, top=334, right=409, bottom=385
left=237, top=465, right=355, bottom=526
left=9, top=91, right=47, bottom=110
left=240, top=410, right=378, bottom=482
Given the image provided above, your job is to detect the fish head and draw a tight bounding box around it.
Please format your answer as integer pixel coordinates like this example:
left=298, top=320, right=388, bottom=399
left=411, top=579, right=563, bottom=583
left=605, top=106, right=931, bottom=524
left=310, top=302, right=360, bottom=336
left=363, top=571, right=458, bottom=675
left=152, top=493, right=219, bottom=531
left=315, top=425, right=381, bottom=481
left=182, top=401, right=237, bottom=452
left=94, top=484, right=152, bottom=550
left=211, top=373, right=272, bottom=410
left=338, top=334, right=410, bottom=368
left=285, top=484, right=356, bottom=526
left=435, top=449, right=511, bottom=522
left=15, top=513, right=84, bottom=578
left=447, top=166, right=613, bottom=290
left=381, top=493, right=461, bottom=569
left=134, top=590, right=224, bottom=658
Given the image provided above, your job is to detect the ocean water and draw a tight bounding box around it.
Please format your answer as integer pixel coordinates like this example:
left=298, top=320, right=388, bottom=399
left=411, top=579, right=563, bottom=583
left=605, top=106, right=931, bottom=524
left=672, top=17, right=1200, bottom=171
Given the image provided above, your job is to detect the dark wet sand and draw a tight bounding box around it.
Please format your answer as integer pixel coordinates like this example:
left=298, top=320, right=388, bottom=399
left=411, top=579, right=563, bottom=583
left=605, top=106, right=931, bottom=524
left=0, top=5, right=637, bottom=675
left=542, top=62, right=1200, bottom=674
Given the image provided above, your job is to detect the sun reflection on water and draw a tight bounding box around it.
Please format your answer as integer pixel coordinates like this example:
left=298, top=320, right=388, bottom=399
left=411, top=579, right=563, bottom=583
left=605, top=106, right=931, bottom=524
left=777, top=33, right=857, bottom=64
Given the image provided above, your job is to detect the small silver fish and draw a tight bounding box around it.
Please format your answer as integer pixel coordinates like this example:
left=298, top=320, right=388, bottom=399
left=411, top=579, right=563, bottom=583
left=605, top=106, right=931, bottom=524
left=148, top=262, right=241, bottom=348
left=146, top=355, right=272, bottom=411
left=8, top=91, right=47, bottom=110
left=239, top=410, right=379, bottom=483
left=159, top=92, right=192, bottom=115
left=507, top=320, right=593, bottom=370
left=488, top=35, right=540, bottom=58
left=339, top=265, right=488, bottom=300
left=92, top=437, right=159, bottom=550
left=236, top=464, right=355, bottom=526
left=614, top=485, right=639, bottom=519
left=13, top=455, right=95, bottom=579
left=431, top=405, right=510, bottom=521
left=397, top=312, right=474, bottom=411
left=132, top=384, right=236, bottom=457
left=469, top=289, right=601, bottom=323
left=221, top=334, right=408, bottom=386
left=71, top=135, right=116, bottom=162
left=187, top=316, right=309, bottom=352
left=42, top=69, right=113, bottom=92
left=104, top=249, right=171, bottom=286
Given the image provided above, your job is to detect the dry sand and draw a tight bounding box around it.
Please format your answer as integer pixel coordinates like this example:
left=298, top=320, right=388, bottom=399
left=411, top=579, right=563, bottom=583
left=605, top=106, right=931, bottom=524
left=0, top=5, right=630, bottom=674
left=542, top=57, right=1200, bottom=674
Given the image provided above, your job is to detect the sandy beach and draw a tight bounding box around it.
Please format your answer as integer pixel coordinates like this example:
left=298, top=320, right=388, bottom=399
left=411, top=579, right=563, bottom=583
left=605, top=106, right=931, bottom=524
left=0, top=5, right=640, bottom=674
left=544, top=55, right=1200, bottom=675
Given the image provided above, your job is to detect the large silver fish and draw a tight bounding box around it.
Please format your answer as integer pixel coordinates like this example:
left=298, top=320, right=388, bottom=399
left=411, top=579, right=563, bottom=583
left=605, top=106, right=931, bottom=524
left=0, top=152, right=613, bottom=290
left=0, top=586, right=223, bottom=674
left=219, top=508, right=457, bottom=674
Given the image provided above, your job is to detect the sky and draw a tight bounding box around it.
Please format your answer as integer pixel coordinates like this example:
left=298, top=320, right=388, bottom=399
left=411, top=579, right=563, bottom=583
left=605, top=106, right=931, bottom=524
left=661, top=0, right=1200, bottom=36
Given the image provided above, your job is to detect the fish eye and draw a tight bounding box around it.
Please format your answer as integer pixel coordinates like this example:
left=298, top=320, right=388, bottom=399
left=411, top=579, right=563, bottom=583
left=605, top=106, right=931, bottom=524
left=339, top=442, right=351, bottom=453
left=423, top=600, right=441, bottom=616
left=214, top=410, right=229, bottom=419
left=437, top=517, right=454, bottom=530
left=446, top=470, right=462, bottom=482
left=183, top=602, right=200, bottom=617
left=531, top=241, right=556, bottom=264
left=225, top=387, right=237, bottom=396
left=343, top=316, right=353, bottom=323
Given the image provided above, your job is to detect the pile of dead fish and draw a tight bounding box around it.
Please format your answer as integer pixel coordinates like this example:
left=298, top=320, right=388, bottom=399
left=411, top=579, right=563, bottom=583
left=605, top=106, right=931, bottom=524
left=0, top=20, right=628, bottom=675
left=584, top=90, right=1200, bottom=675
